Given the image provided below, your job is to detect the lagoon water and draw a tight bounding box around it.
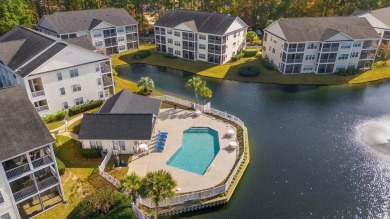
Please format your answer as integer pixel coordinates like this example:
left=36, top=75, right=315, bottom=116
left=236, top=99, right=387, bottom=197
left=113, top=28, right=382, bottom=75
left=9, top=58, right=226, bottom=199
left=118, top=64, right=390, bottom=218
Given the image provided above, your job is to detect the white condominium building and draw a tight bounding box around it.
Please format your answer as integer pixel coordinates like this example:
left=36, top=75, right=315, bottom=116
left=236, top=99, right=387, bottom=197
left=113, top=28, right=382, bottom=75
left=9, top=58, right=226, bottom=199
left=263, top=17, right=381, bottom=74
left=154, top=9, right=248, bottom=64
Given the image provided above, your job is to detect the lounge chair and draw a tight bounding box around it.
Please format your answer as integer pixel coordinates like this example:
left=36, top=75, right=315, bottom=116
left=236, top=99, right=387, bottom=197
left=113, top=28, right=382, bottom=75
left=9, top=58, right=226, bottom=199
left=159, top=131, right=168, bottom=135
left=157, top=134, right=167, bottom=139
left=157, top=138, right=166, bottom=143
left=155, top=142, right=165, bottom=147
left=154, top=146, right=164, bottom=152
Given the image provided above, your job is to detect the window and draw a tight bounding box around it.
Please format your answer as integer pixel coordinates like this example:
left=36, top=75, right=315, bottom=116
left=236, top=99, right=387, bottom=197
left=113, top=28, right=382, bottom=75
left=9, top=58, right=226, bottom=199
left=113, top=140, right=125, bottom=151
left=168, top=38, right=173, bottom=44
left=119, top=45, right=126, bottom=50
left=1, top=213, right=10, bottom=219
left=174, top=50, right=181, bottom=56
left=74, top=97, right=84, bottom=106
left=305, top=54, right=315, bottom=60
left=168, top=47, right=173, bottom=53
left=174, top=41, right=180, bottom=46
left=233, top=42, right=236, bottom=47
left=199, top=34, right=206, bottom=40
left=351, top=52, right=359, bottom=58
left=72, top=84, right=81, bottom=92
left=199, top=44, right=206, bottom=50
left=353, top=41, right=362, bottom=47
left=174, top=31, right=180, bottom=37
left=199, top=53, right=205, bottom=59
left=99, top=91, right=104, bottom=99
left=167, top=29, right=172, bottom=34
left=336, top=65, right=346, bottom=70
left=59, top=87, right=65, bottom=96
left=90, top=140, right=103, bottom=149
left=57, top=72, right=62, bottom=81
left=233, top=33, right=237, bottom=38
left=62, top=101, right=69, bottom=109
left=341, top=43, right=351, bottom=49
left=95, top=64, right=100, bottom=72
left=268, top=46, right=271, bottom=51
left=117, top=27, right=124, bottom=33
left=97, top=78, right=102, bottom=85
left=95, top=41, right=103, bottom=46
left=118, top=36, right=125, bottom=42
left=70, top=69, right=79, bottom=78
left=93, top=32, right=101, bottom=38
left=0, top=191, right=4, bottom=204
left=307, top=43, right=317, bottom=49
left=272, top=48, right=275, bottom=54
left=338, top=54, right=349, bottom=60
left=303, top=65, right=314, bottom=71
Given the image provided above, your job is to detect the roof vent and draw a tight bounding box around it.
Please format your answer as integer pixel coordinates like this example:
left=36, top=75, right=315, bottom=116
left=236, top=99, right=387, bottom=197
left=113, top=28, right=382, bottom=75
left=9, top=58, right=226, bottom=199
left=307, top=28, right=310, bottom=31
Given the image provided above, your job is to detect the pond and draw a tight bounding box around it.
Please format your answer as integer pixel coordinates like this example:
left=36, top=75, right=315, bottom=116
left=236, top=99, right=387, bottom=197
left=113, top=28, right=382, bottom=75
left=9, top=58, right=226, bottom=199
left=118, top=64, right=390, bottom=218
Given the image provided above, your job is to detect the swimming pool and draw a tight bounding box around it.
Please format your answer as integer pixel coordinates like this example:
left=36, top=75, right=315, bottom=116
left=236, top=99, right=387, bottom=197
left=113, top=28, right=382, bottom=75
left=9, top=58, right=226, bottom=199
left=167, top=127, right=220, bottom=175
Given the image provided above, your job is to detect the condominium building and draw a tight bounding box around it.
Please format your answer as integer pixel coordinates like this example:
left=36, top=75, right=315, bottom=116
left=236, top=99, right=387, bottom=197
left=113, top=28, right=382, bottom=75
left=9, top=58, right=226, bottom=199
left=0, top=86, right=65, bottom=219
left=37, top=8, right=139, bottom=55
left=0, top=61, right=22, bottom=88
left=0, top=26, right=115, bottom=116
left=355, top=7, right=390, bottom=58
left=154, top=10, right=248, bottom=64
left=263, top=17, right=381, bottom=74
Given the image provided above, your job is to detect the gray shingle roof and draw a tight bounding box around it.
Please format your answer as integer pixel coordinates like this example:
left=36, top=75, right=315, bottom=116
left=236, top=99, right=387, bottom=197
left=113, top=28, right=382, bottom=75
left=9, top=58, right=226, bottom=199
left=63, top=38, right=96, bottom=51
left=78, top=114, right=155, bottom=140
left=154, top=9, right=247, bottom=35
left=99, top=90, right=161, bottom=116
left=41, top=8, right=137, bottom=34
left=0, top=86, right=54, bottom=161
left=270, top=16, right=379, bottom=42
left=368, top=7, right=390, bottom=27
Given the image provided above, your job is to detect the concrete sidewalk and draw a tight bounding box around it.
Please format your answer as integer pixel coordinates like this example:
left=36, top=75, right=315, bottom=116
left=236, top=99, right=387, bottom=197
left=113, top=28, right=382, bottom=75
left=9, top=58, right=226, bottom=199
left=50, top=114, right=84, bottom=135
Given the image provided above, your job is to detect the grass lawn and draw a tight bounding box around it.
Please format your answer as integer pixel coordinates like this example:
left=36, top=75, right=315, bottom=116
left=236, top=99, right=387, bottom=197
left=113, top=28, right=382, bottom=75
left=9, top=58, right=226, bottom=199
left=114, top=74, right=162, bottom=96
left=112, top=44, right=355, bottom=85
left=45, top=107, right=100, bottom=131
left=105, top=154, right=132, bottom=181
left=68, top=120, right=81, bottom=134
left=36, top=136, right=113, bottom=219
left=349, top=58, right=390, bottom=84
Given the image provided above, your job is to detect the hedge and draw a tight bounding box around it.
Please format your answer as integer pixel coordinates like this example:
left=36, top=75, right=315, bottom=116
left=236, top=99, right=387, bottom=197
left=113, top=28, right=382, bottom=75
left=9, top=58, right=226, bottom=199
left=336, top=66, right=358, bottom=76
left=262, top=59, right=274, bottom=70
left=164, top=53, right=176, bottom=59
left=74, top=141, right=101, bottom=158
left=133, top=50, right=151, bottom=59
left=68, top=100, right=103, bottom=116
left=42, top=110, right=67, bottom=123
left=243, top=49, right=258, bottom=57
left=238, top=65, right=260, bottom=77
left=232, top=53, right=245, bottom=62
left=56, top=158, right=65, bottom=175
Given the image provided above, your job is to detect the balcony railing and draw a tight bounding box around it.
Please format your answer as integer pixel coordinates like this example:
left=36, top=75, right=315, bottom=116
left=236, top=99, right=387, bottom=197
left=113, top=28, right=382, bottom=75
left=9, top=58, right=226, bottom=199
left=101, top=63, right=111, bottom=73
left=322, top=47, right=339, bottom=52
left=104, top=32, right=117, bottom=38
left=286, top=59, right=303, bottom=63
left=32, top=155, right=53, bottom=169
left=103, top=75, right=113, bottom=87
left=183, top=46, right=194, bottom=51
left=105, top=41, right=118, bottom=47
left=319, top=58, right=336, bottom=63
left=183, top=37, right=195, bottom=41
left=288, top=48, right=305, bottom=53
left=35, top=105, right=49, bottom=112
left=31, top=90, right=45, bottom=98
left=13, top=184, right=37, bottom=202
left=37, top=176, right=58, bottom=190
left=208, top=49, right=221, bottom=54
left=360, top=54, right=375, bottom=60
left=155, top=31, right=161, bottom=35
left=6, top=163, right=30, bottom=180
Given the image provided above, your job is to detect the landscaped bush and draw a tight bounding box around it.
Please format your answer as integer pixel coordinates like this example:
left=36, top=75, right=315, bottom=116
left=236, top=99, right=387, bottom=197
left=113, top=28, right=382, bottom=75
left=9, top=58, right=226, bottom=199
left=243, top=49, right=258, bottom=57
left=262, top=58, right=274, bottom=70
left=76, top=141, right=101, bottom=158
left=238, top=65, right=260, bottom=77
left=56, top=158, right=65, bottom=175
left=336, top=66, right=359, bottom=76
left=42, top=110, right=67, bottom=123
left=133, top=50, right=151, bottom=59
left=231, top=53, right=245, bottom=62
left=74, top=190, right=135, bottom=219
left=68, top=100, right=103, bottom=116
left=164, top=53, right=176, bottom=59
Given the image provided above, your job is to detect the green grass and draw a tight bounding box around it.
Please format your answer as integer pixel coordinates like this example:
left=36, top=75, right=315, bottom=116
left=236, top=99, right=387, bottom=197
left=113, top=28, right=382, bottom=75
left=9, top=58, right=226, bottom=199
left=349, top=58, right=390, bottom=84
left=112, top=44, right=356, bottom=85
left=105, top=154, right=132, bottom=181
left=68, top=120, right=82, bottom=134
left=45, top=107, right=100, bottom=131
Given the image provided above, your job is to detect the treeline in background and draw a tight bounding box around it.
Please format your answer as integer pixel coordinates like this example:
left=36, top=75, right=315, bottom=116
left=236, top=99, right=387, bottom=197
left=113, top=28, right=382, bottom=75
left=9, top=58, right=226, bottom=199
left=1, top=0, right=389, bottom=35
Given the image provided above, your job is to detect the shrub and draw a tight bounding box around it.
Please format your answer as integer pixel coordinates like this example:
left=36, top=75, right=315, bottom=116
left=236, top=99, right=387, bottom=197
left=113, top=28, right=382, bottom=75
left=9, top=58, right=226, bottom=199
left=77, top=144, right=101, bottom=158
left=243, top=49, right=258, bottom=57
left=231, top=53, right=244, bottom=62
left=164, top=53, right=176, bottom=59
left=347, top=66, right=358, bottom=75
left=56, top=158, right=65, bottom=175
left=42, top=110, right=67, bottom=123
left=337, top=68, right=347, bottom=76
left=133, top=50, right=150, bottom=59
left=68, top=100, right=103, bottom=116
left=238, top=65, right=260, bottom=77
left=262, top=58, right=274, bottom=70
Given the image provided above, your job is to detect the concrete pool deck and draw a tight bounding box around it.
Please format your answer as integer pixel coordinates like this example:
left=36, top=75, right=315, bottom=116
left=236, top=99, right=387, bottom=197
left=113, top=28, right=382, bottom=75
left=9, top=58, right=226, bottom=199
left=128, top=108, right=238, bottom=193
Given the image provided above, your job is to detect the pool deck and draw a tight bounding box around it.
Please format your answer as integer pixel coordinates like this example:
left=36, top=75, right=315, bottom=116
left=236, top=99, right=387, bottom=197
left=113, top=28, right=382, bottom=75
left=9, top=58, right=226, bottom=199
left=128, top=108, right=237, bottom=193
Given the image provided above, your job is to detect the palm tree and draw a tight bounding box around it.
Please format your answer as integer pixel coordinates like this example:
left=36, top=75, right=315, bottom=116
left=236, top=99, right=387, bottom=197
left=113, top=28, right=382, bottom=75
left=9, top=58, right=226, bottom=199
left=140, top=170, right=177, bottom=219
left=200, top=86, right=212, bottom=105
left=137, top=77, right=155, bottom=95
left=120, top=172, right=143, bottom=204
left=185, top=76, right=206, bottom=104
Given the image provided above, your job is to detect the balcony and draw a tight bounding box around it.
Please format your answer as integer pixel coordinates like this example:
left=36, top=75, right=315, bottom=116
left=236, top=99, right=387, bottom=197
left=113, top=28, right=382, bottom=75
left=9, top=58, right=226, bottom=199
left=13, top=184, right=37, bottom=202
left=183, top=36, right=195, bottom=41
left=322, top=47, right=338, bottom=52
left=105, top=41, right=118, bottom=47
left=155, top=31, right=161, bottom=35
left=103, top=74, right=113, bottom=87
left=103, top=32, right=117, bottom=38
left=126, top=26, right=137, bottom=33
left=32, top=155, right=53, bottom=169
left=360, top=54, right=375, bottom=60
left=208, top=40, right=221, bottom=44
left=319, top=58, right=336, bottom=63
left=100, top=62, right=111, bottom=73
left=31, top=90, right=45, bottom=98
left=183, top=46, right=195, bottom=51
left=286, top=59, right=303, bottom=63
left=37, top=176, right=58, bottom=190
left=35, top=105, right=49, bottom=112
left=5, top=163, right=30, bottom=180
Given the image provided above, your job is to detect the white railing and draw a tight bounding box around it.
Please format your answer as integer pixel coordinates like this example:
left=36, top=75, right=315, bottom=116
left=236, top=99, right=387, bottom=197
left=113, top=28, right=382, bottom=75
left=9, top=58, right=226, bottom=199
left=31, top=90, right=45, bottom=98
left=32, top=155, right=53, bottom=168
left=98, top=149, right=121, bottom=188
left=132, top=203, right=150, bottom=219
left=5, top=163, right=30, bottom=180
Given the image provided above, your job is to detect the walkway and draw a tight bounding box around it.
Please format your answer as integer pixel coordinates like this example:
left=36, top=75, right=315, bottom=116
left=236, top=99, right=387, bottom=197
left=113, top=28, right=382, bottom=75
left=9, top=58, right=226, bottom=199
left=49, top=114, right=84, bottom=135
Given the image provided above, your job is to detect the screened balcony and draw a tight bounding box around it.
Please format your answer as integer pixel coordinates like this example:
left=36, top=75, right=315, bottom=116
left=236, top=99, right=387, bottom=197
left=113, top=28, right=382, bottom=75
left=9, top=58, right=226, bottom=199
left=2, top=155, right=31, bottom=180
left=28, top=78, right=45, bottom=98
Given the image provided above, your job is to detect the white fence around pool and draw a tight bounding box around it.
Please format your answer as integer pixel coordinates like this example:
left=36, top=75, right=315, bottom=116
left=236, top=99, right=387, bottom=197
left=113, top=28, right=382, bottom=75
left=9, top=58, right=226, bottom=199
left=98, top=95, right=247, bottom=217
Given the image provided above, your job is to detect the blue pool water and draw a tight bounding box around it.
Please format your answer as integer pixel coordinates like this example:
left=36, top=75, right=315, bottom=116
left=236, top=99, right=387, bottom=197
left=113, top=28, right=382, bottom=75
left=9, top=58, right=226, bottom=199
left=167, top=128, right=220, bottom=175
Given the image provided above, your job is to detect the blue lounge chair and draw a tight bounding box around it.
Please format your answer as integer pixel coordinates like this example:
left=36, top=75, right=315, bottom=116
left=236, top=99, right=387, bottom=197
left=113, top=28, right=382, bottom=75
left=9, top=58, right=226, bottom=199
left=157, top=138, right=166, bottom=143
left=154, top=146, right=164, bottom=152
left=158, top=134, right=167, bottom=139
left=159, top=131, right=168, bottom=135
left=155, top=142, right=165, bottom=147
